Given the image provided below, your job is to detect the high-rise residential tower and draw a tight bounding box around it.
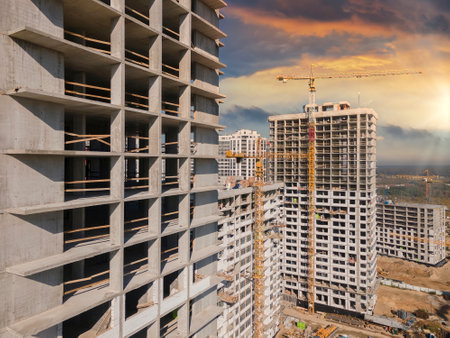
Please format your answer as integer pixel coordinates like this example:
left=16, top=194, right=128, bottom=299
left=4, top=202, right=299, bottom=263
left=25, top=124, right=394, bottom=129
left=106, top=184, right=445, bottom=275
left=0, top=0, right=226, bottom=336
left=218, top=129, right=267, bottom=184
left=217, top=183, right=284, bottom=337
left=269, top=101, right=378, bottom=315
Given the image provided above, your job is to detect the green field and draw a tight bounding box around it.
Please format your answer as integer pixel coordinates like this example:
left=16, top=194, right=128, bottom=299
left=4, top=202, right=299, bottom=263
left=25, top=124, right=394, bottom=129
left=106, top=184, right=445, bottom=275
left=377, top=176, right=450, bottom=210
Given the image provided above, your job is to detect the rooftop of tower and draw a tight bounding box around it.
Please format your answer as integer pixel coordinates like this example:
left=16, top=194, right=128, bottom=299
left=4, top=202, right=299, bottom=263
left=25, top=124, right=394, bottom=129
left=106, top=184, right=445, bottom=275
left=268, top=101, right=378, bottom=121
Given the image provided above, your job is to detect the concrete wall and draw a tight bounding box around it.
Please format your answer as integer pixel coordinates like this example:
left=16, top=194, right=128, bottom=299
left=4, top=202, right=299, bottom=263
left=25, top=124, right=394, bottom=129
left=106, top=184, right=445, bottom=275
left=0, top=0, right=63, bottom=36
left=193, top=30, right=218, bottom=57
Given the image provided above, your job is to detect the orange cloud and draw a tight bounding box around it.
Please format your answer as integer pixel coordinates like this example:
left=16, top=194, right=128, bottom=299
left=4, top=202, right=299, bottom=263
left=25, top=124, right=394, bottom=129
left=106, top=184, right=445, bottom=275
left=227, top=6, right=397, bottom=38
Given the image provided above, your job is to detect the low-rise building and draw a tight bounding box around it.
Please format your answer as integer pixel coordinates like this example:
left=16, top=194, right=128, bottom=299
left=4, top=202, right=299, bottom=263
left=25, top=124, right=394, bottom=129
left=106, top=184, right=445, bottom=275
left=376, top=202, right=447, bottom=265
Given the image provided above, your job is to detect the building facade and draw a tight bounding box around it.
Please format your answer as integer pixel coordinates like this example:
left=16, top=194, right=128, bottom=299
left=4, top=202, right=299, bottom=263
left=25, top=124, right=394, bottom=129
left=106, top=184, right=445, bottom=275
left=217, top=183, right=284, bottom=338
left=376, top=202, right=447, bottom=265
left=0, top=0, right=226, bottom=336
left=218, top=129, right=267, bottom=184
left=269, top=102, right=378, bottom=315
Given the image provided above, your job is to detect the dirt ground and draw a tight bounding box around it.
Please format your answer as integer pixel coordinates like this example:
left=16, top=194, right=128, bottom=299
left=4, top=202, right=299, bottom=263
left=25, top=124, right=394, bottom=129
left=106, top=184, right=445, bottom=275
left=375, top=285, right=450, bottom=321
left=280, top=307, right=396, bottom=338
left=378, top=255, right=450, bottom=291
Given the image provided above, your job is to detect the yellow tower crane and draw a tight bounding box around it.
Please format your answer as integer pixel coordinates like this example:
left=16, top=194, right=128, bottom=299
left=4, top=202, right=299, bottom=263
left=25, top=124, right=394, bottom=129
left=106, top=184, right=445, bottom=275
left=277, top=67, right=422, bottom=315
left=226, top=144, right=307, bottom=338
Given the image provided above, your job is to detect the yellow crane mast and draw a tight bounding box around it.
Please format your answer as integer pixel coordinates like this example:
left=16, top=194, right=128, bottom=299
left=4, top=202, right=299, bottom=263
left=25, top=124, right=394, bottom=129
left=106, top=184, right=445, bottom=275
left=253, top=139, right=265, bottom=337
left=226, top=145, right=307, bottom=338
left=277, top=67, right=422, bottom=315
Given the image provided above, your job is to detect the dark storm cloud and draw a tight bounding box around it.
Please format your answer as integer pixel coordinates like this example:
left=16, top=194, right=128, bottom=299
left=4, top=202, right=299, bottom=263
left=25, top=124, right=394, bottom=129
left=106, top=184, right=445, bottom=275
left=430, top=0, right=450, bottom=12
left=377, top=125, right=450, bottom=165
left=221, top=17, right=395, bottom=77
left=220, top=105, right=272, bottom=136
left=219, top=0, right=450, bottom=77
left=226, top=0, right=450, bottom=35
left=423, top=14, right=449, bottom=34
left=379, top=125, right=438, bottom=140
left=227, top=0, right=352, bottom=21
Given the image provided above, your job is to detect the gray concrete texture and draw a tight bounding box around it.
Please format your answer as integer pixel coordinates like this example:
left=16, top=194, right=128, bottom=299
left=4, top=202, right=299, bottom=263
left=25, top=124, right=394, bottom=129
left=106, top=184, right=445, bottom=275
left=0, top=0, right=227, bottom=336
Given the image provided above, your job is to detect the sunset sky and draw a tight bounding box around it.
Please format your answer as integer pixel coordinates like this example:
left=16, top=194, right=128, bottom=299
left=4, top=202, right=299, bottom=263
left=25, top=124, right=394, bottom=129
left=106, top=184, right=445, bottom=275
left=218, top=0, right=450, bottom=166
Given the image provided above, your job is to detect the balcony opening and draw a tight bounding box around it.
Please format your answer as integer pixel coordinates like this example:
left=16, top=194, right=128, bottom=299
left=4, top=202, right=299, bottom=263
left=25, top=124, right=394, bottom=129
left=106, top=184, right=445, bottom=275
left=161, top=234, right=180, bottom=269
left=125, top=32, right=150, bottom=68
left=125, top=282, right=155, bottom=319
left=163, top=270, right=182, bottom=299
left=124, top=242, right=149, bottom=286
left=125, top=80, right=149, bottom=111
left=62, top=301, right=111, bottom=337
left=162, top=1, right=182, bottom=40
left=125, top=157, right=150, bottom=193
left=64, top=204, right=110, bottom=250
left=125, top=119, right=150, bottom=153
left=124, top=199, right=156, bottom=242
left=160, top=307, right=180, bottom=336
left=162, top=158, right=180, bottom=192
left=162, top=45, right=181, bottom=78
left=64, top=157, right=111, bottom=200
left=65, top=113, right=111, bottom=152
left=162, top=124, right=180, bottom=154
left=162, top=84, right=181, bottom=116
left=162, top=196, right=180, bottom=232
left=63, top=253, right=110, bottom=301
left=125, top=0, right=150, bottom=25
left=129, top=323, right=157, bottom=337
left=63, top=1, right=113, bottom=55
left=65, top=69, right=111, bottom=103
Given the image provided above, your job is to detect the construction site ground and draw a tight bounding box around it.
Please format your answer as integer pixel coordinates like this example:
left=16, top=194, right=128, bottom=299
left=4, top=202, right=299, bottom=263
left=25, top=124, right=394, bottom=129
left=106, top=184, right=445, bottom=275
left=377, top=255, right=450, bottom=291
left=278, top=307, right=399, bottom=338
left=375, top=284, right=450, bottom=321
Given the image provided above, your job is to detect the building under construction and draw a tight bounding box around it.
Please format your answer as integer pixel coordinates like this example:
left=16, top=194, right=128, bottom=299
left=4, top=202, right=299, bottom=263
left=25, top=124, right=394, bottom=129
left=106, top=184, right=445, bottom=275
left=377, top=201, right=447, bottom=266
left=217, top=183, right=284, bottom=337
left=0, top=0, right=226, bottom=336
left=269, top=101, right=378, bottom=315
left=218, top=129, right=268, bottom=184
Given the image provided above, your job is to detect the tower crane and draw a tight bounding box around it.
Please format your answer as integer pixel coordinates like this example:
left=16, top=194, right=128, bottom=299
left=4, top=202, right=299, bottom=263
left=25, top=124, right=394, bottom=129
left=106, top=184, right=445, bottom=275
left=225, top=144, right=307, bottom=338
left=277, top=67, right=422, bottom=315
left=424, top=169, right=432, bottom=202
left=391, top=170, right=438, bottom=202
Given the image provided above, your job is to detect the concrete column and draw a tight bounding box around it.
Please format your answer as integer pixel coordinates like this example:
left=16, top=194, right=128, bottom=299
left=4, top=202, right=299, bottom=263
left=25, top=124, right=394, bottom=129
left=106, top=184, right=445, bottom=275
left=149, top=0, right=163, bottom=33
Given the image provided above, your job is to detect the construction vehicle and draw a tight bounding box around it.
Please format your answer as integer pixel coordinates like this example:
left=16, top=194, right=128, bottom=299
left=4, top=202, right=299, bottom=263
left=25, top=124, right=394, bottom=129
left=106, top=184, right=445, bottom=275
left=277, top=67, right=422, bottom=315
left=377, top=267, right=389, bottom=277
left=313, top=325, right=337, bottom=338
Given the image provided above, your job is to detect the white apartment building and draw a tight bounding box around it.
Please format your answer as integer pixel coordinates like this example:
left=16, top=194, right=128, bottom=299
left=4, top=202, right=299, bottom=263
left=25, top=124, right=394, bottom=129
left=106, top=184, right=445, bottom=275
left=269, top=102, right=378, bottom=315
left=377, top=202, right=447, bottom=265
left=217, top=183, right=284, bottom=337
left=218, top=129, right=267, bottom=184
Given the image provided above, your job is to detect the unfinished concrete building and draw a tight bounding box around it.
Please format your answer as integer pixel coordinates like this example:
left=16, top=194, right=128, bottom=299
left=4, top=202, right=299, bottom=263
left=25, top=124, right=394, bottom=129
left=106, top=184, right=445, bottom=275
left=0, top=0, right=226, bottom=336
left=376, top=202, right=447, bottom=266
left=216, top=183, right=284, bottom=337
left=218, top=129, right=267, bottom=184
left=269, top=102, right=378, bottom=315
